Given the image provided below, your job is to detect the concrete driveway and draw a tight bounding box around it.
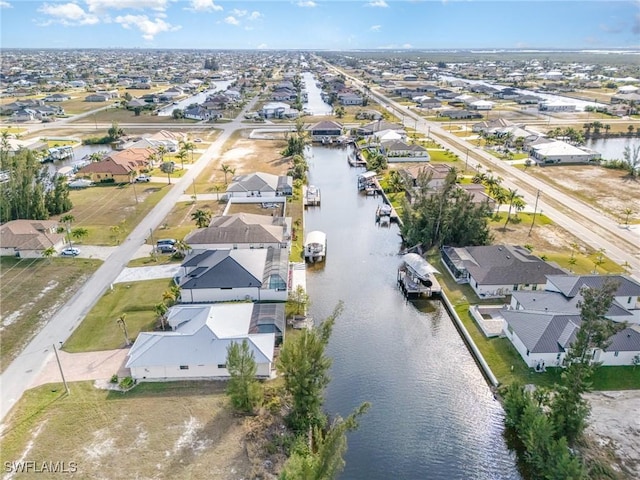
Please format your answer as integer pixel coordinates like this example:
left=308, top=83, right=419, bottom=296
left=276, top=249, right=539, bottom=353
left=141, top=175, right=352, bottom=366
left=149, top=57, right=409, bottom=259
left=32, top=349, right=130, bottom=388
left=115, top=264, right=180, bottom=283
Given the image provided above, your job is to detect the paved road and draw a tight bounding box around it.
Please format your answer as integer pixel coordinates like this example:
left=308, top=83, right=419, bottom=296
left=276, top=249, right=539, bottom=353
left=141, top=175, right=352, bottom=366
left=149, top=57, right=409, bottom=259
left=0, top=95, right=261, bottom=422
left=325, top=60, right=640, bottom=279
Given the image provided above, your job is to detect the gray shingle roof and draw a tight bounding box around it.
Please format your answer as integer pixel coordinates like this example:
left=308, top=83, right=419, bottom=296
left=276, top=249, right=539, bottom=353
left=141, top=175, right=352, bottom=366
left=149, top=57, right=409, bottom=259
left=503, top=310, right=581, bottom=353
left=449, top=245, right=565, bottom=285
left=180, top=249, right=268, bottom=289
left=546, top=275, right=640, bottom=298
left=185, top=213, right=286, bottom=246
left=605, top=326, right=640, bottom=352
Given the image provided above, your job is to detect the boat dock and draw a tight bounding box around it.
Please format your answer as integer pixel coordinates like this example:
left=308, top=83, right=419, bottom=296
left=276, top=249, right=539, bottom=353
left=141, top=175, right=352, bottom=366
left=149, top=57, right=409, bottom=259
left=348, top=150, right=367, bottom=167
left=397, top=253, right=442, bottom=299
left=303, top=184, right=321, bottom=207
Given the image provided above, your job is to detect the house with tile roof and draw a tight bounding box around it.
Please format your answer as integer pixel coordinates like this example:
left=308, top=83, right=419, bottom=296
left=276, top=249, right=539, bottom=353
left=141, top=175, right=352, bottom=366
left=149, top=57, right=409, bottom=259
left=176, top=247, right=288, bottom=303
left=308, top=120, right=343, bottom=142
left=0, top=220, right=65, bottom=258
left=125, top=303, right=278, bottom=381
left=185, top=213, right=289, bottom=250
left=441, top=244, right=566, bottom=298
left=76, top=147, right=155, bottom=183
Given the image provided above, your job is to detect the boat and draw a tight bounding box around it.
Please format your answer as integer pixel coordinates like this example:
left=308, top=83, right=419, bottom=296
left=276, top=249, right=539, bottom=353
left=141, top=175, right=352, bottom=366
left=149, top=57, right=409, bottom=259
left=376, top=204, right=393, bottom=226
left=303, top=184, right=321, bottom=206
left=304, top=230, right=326, bottom=263
left=397, top=253, right=442, bottom=299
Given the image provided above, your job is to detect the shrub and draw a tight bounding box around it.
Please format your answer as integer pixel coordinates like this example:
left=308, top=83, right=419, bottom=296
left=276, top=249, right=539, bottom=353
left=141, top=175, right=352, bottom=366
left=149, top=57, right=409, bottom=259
left=110, top=374, right=119, bottom=383
left=99, top=178, right=115, bottom=184
left=119, top=376, right=135, bottom=390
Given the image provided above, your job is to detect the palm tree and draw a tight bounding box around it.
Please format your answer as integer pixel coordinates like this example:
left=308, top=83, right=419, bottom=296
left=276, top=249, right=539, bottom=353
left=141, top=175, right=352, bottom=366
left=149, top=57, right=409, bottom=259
left=59, top=214, right=75, bottom=248
left=157, top=145, right=167, bottom=163
left=110, top=224, right=122, bottom=244
left=387, top=170, right=404, bottom=193
left=173, top=238, right=191, bottom=259
left=628, top=125, right=635, bottom=135
left=128, top=170, right=139, bottom=204
left=220, top=163, right=235, bottom=184
left=191, top=209, right=212, bottom=228
left=213, top=184, right=223, bottom=201
left=623, top=207, right=634, bottom=226
left=162, top=289, right=177, bottom=307
left=181, top=140, right=195, bottom=162
left=176, top=149, right=187, bottom=170
left=154, top=303, right=168, bottom=330
left=503, top=188, right=523, bottom=229
left=493, top=187, right=508, bottom=215
left=604, top=124, right=611, bottom=137
left=42, top=246, right=56, bottom=262
left=71, top=227, right=89, bottom=244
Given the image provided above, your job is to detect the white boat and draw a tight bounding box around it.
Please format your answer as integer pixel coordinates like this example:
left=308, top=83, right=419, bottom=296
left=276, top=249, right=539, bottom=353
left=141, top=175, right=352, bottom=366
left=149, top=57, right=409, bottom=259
left=304, top=230, right=326, bottom=262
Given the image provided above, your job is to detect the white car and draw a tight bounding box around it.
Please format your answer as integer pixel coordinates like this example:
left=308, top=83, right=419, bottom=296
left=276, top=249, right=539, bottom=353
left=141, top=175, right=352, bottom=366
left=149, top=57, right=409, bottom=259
left=61, top=247, right=80, bottom=257
left=135, top=175, right=151, bottom=182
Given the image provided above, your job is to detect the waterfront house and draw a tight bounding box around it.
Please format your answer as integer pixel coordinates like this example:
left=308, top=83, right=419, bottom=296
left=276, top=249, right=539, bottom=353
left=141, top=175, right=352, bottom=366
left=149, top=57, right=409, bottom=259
left=125, top=303, right=278, bottom=381
left=502, top=310, right=640, bottom=369
left=44, top=93, right=71, bottom=102
left=381, top=140, right=430, bottom=161
left=356, top=120, right=405, bottom=136
left=308, top=121, right=343, bottom=142
left=226, top=172, right=293, bottom=198
left=185, top=213, right=289, bottom=250
left=530, top=140, right=600, bottom=165
left=177, top=247, right=288, bottom=303
left=76, top=148, right=155, bottom=183
left=261, top=102, right=298, bottom=119
left=441, top=244, right=566, bottom=298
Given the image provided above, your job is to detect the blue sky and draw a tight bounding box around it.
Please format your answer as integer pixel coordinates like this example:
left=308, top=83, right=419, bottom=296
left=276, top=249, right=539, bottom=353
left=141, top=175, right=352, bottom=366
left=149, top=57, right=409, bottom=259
left=1, top=1, right=639, bottom=50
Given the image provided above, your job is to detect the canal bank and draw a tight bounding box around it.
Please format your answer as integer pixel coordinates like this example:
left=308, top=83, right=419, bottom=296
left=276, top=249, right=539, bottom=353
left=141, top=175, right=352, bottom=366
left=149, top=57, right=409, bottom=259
left=305, top=145, right=520, bottom=480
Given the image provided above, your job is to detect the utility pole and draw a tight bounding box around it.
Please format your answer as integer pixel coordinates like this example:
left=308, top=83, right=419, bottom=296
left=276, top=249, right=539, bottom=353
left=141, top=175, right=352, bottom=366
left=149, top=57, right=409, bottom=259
left=53, top=344, right=70, bottom=395
left=192, top=179, right=197, bottom=202
left=465, top=148, right=469, bottom=173
left=529, top=190, right=541, bottom=236
left=149, top=227, right=157, bottom=260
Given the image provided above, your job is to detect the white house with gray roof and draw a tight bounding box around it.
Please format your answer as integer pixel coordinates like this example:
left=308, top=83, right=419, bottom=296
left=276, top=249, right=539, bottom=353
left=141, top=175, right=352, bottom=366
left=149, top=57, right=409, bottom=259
left=226, top=172, right=293, bottom=198
left=441, top=245, right=566, bottom=298
left=176, top=247, right=288, bottom=303
left=125, top=303, right=277, bottom=381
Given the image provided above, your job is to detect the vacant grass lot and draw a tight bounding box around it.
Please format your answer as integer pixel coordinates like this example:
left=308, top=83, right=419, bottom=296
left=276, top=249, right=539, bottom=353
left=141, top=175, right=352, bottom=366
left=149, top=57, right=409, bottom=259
left=64, top=279, right=172, bottom=352
left=0, top=257, right=102, bottom=371
left=0, top=381, right=252, bottom=480
left=61, top=183, right=168, bottom=245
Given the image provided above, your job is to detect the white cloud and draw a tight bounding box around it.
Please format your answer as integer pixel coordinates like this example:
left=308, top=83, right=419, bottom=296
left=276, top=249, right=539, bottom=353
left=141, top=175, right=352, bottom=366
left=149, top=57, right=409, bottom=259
left=370, top=24, right=381, bottom=32
left=115, top=14, right=180, bottom=40
left=187, top=0, right=223, bottom=12
left=86, top=0, right=169, bottom=12
left=249, top=11, right=262, bottom=20
left=366, top=0, right=388, bottom=7
left=402, top=43, right=413, bottom=49
left=38, top=3, right=99, bottom=26
left=224, top=15, right=239, bottom=26
left=257, top=43, right=268, bottom=49
left=0, top=1, right=12, bottom=8
left=297, top=1, right=317, bottom=7
left=231, top=8, right=247, bottom=17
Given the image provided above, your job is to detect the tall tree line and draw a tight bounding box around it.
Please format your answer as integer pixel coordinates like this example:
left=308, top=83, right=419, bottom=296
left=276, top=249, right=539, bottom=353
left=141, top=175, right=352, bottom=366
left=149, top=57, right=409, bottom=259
left=0, top=149, right=72, bottom=223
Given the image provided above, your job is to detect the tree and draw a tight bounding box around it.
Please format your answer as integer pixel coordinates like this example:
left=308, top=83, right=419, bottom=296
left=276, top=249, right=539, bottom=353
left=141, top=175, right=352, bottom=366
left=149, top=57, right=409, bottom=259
left=191, top=209, right=212, bottom=228
left=280, top=402, right=371, bottom=480
left=0, top=149, right=50, bottom=222
left=220, top=163, right=235, bottom=184
left=181, top=140, right=195, bottom=162
left=621, top=144, right=640, bottom=178
left=133, top=106, right=142, bottom=117
left=71, top=227, right=89, bottom=244
left=156, top=145, right=167, bottom=163
left=172, top=238, right=191, bottom=259
left=278, top=303, right=342, bottom=433
left=176, top=149, right=187, bottom=170
left=623, top=207, right=634, bottom=226
left=503, top=188, right=523, bottom=229
left=154, top=302, right=168, bottom=330
left=162, top=288, right=178, bottom=307
left=225, top=339, right=263, bottom=414
left=172, top=108, right=184, bottom=120
left=334, top=106, right=346, bottom=119
left=109, top=224, right=122, bottom=244
left=288, top=285, right=310, bottom=316
left=628, top=124, right=635, bottom=135
left=60, top=214, right=75, bottom=248
left=386, top=170, right=404, bottom=193
left=107, top=121, right=124, bottom=140
left=42, top=246, right=56, bottom=262
left=551, top=280, right=622, bottom=445
left=45, top=176, right=73, bottom=216
left=288, top=154, right=309, bottom=182
left=160, top=160, right=174, bottom=184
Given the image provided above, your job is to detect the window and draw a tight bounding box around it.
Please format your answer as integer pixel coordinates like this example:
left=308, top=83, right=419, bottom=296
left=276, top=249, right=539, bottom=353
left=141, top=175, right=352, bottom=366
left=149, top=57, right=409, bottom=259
left=614, top=351, right=619, bottom=357
left=513, top=284, right=519, bottom=291
left=217, top=363, right=227, bottom=369
left=532, top=285, right=538, bottom=291
left=526, top=349, right=529, bottom=357
left=629, top=297, right=633, bottom=304
left=179, top=365, right=189, bottom=370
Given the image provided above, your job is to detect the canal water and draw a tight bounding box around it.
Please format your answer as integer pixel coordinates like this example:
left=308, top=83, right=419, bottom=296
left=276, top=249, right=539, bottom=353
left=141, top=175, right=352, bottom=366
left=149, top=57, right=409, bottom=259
left=156, top=79, right=235, bottom=116
left=304, top=146, right=520, bottom=480
left=586, top=136, right=640, bottom=160
left=302, top=71, right=333, bottom=116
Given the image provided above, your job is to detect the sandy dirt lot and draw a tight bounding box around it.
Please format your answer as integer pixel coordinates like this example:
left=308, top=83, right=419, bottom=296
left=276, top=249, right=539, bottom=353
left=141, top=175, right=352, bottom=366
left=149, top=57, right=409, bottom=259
left=586, top=390, right=640, bottom=478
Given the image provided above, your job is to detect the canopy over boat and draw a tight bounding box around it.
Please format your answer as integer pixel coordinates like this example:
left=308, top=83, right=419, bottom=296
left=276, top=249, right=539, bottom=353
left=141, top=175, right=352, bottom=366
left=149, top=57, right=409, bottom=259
left=401, top=253, right=440, bottom=280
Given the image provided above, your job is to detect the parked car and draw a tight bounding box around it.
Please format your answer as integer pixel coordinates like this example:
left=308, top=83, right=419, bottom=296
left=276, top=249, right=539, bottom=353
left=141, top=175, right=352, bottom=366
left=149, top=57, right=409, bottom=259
left=135, top=175, right=150, bottom=182
left=68, top=179, right=94, bottom=189
left=157, top=238, right=176, bottom=246
left=61, top=247, right=80, bottom=257
left=157, top=244, right=176, bottom=254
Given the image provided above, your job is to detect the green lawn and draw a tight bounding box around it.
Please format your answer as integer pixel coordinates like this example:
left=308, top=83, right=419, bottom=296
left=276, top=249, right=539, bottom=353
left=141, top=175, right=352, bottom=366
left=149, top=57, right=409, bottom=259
left=153, top=200, right=224, bottom=244
left=426, top=149, right=461, bottom=162
left=64, top=279, right=173, bottom=352
left=429, top=251, right=640, bottom=390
